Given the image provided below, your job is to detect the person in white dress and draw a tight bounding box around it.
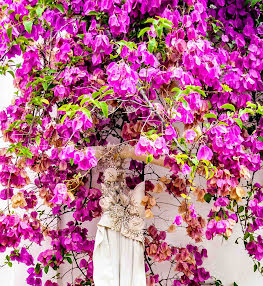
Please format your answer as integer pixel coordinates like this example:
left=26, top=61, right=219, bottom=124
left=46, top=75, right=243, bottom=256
left=93, top=167, right=146, bottom=286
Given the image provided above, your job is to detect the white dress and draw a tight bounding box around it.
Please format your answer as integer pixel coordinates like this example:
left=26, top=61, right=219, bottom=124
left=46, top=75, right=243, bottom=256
left=93, top=168, right=146, bottom=286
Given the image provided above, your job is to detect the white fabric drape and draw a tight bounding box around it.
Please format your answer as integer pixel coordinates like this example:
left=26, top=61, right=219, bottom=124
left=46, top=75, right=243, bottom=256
left=93, top=225, right=146, bottom=286
left=93, top=179, right=146, bottom=286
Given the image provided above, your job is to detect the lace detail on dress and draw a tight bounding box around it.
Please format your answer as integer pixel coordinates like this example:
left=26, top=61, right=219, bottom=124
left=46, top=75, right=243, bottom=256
left=99, top=167, right=145, bottom=242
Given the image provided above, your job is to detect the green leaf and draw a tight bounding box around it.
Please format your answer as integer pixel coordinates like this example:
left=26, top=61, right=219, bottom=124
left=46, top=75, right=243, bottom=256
left=35, top=136, right=41, bottom=146
left=44, top=265, right=49, bottom=274
left=190, top=165, right=197, bottom=179
left=148, top=38, right=157, bottom=53
left=254, top=264, right=258, bottom=272
left=15, top=14, right=20, bottom=21
left=190, top=156, right=199, bottom=166
left=182, top=99, right=189, bottom=109
left=220, top=103, right=235, bottom=112
left=156, top=26, right=163, bottom=38
left=100, top=101, right=108, bottom=118
left=41, top=98, right=49, bottom=105
left=238, top=206, right=244, bottom=213
left=110, top=54, right=119, bottom=60
left=234, top=282, right=239, bottom=286
left=103, top=89, right=114, bottom=96
left=56, top=4, right=65, bottom=13
left=58, top=104, right=71, bottom=111
left=99, top=85, right=108, bottom=93
left=77, top=95, right=84, bottom=101
left=42, top=81, right=48, bottom=91
left=22, top=15, right=29, bottom=22
left=8, top=262, right=12, bottom=267
left=91, top=99, right=100, bottom=109
left=7, top=70, right=15, bottom=78
left=7, top=27, right=13, bottom=41
left=88, top=11, right=99, bottom=16
left=8, top=9, right=15, bottom=15
left=246, top=101, right=257, bottom=109
left=181, top=193, right=187, bottom=199
left=244, top=232, right=250, bottom=240
left=61, top=114, right=67, bottom=125
left=146, top=154, right=153, bottom=164
left=23, top=20, right=33, bottom=34
left=2, top=5, right=8, bottom=11
left=76, top=33, right=84, bottom=39
left=258, top=136, right=263, bottom=142
left=92, top=91, right=100, bottom=99
left=171, top=87, right=181, bottom=93
left=234, top=118, right=242, bottom=129
left=81, top=108, right=91, bottom=119
left=204, top=193, right=212, bottom=203
left=217, top=121, right=229, bottom=126
left=195, top=89, right=206, bottom=97
left=138, top=27, right=151, bottom=38
left=144, top=18, right=156, bottom=24
left=66, top=257, right=72, bottom=264
left=204, top=165, right=209, bottom=179
left=36, top=6, right=44, bottom=17
left=208, top=170, right=215, bottom=180
left=250, top=0, right=259, bottom=6
left=203, top=113, right=217, bottom=119
left=80, top=97, right=90, bottom=106
left=162, top=23, right=172, bottom=29
left=159, top=17, right=173, bottom=26
left=221, top=84, right=232, bottom=92
left=35, top=263, right=41, bottom=274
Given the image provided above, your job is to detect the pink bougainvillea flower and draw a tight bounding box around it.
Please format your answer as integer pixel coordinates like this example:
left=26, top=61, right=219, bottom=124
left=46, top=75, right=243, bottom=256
left=59, top=145, right=75, bottom=161
left=197, top=145, right=213, bottom=161
left=10, top=247, right=33, bottom=266
left=173, top=215, right=183, bottom=226
left=45, top=281, right=59, bottom=286
left=165, top=125, right=177, bottom=140
left=135, top=137, right=152, bottom=156
left=50, top=183, right=68, bottom=205
left=181, top=163, right=191, bottom=175
left=154, top=137, right=169, bottom=156
left=214, top=197, right=229, bottom=208
left=54, top=85, right=67, bottom=98
left=73, top=151, right=85, bottom=164
left=79, top=258, right=88, bottom=268
left=185, top=129, right=196, bottom=143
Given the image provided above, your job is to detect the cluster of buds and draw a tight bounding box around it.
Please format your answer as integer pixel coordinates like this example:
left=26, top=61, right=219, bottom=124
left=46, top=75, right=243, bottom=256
left=11, top=191, right=27, bottom=208
left=145, top=225, right=175, bottom=262
left=179, top=201, right=206, bottom=242
left=141, top=195, right=156, bottom=219
left=207, top=169, right=239, bottom=196
left=146, top=274, right=159, bottom=286
left=206, top=217, right=237, bottom=240
left=162, top=174, right=187, bottom=197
